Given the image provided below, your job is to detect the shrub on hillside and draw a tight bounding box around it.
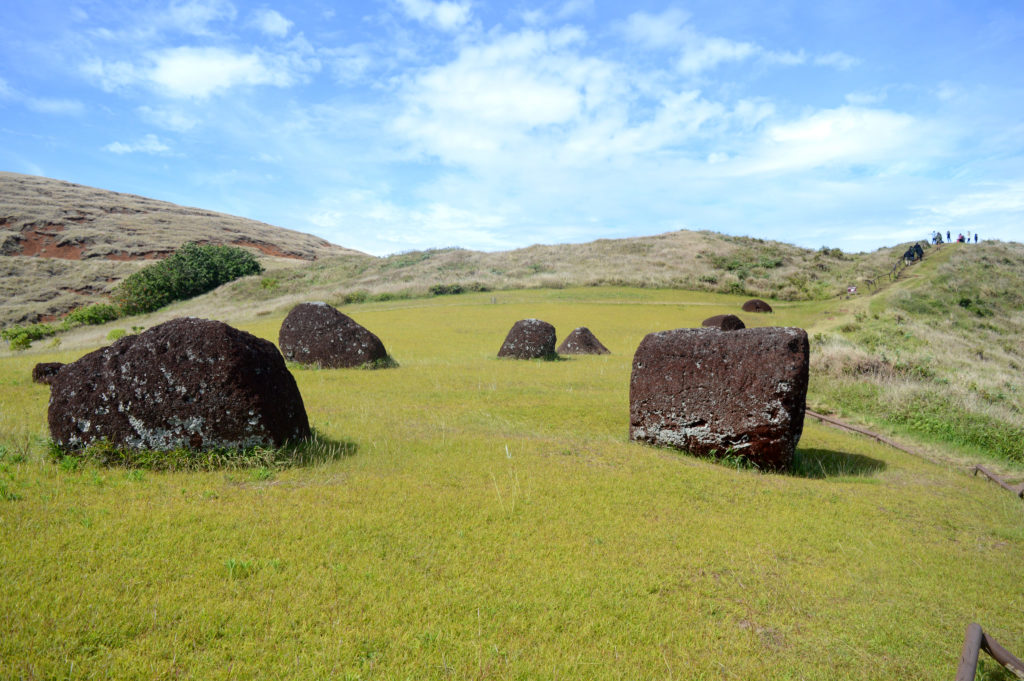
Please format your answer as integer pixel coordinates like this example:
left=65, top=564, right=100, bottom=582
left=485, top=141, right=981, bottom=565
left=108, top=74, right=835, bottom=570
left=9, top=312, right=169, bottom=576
left=1, top=323, right=57, bottom=351
left=66, top=303, right=121, bottom=326
left=114, top=243, right=263, bottom=315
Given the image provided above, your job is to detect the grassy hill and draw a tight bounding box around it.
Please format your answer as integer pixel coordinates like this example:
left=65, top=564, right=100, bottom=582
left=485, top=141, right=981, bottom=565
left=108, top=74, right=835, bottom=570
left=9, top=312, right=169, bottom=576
left=0, top=172, right=365, bottom=324
left=0, top=172, right=931, bottom=327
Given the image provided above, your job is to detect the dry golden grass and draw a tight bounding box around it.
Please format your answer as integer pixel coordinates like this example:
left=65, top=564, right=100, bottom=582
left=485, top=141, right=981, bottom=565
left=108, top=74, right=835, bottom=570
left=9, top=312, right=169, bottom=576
left=0, top=172, right=367, bottom=323
left=0, top=172, right=930, bottom=327
left=221, top=232, right=920, bottom=321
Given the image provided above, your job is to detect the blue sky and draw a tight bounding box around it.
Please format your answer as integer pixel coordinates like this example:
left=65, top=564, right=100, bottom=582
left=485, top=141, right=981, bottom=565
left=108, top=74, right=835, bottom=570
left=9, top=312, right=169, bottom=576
left=1, top=0, right=1022, bottom=255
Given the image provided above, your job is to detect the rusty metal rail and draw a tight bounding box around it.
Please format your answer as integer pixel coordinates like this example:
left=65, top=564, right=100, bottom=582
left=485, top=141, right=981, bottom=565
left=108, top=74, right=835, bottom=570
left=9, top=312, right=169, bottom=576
left=955, top=622, right=1024, bottom=680
left=973, top=465, right=1024, bottom=498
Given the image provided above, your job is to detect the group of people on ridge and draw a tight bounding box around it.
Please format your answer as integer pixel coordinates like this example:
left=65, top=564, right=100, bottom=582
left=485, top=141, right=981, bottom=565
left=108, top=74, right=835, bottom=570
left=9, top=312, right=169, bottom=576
left=933, top=229, right=979, bottom=244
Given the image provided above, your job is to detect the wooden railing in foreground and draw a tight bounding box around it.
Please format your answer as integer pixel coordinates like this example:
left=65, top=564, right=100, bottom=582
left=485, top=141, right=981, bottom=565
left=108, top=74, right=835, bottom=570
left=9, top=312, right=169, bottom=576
left=804, top=409, right=937, bottom=464
left=973, top=465, right=1024, bottom=499
left=955, top=623, right=1024, bottom=681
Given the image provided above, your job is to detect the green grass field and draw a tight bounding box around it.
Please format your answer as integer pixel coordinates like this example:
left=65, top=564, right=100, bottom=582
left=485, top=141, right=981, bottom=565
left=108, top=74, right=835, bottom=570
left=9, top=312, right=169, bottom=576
left=1, top=288, right=1022, bottom=680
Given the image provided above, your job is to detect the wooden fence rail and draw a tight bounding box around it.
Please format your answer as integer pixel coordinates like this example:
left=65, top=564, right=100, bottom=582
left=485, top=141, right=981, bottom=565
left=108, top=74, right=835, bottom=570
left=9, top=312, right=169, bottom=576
left=955, top=622, right=1024, bottom=680
left=973, top=465, right=1024, bottom=499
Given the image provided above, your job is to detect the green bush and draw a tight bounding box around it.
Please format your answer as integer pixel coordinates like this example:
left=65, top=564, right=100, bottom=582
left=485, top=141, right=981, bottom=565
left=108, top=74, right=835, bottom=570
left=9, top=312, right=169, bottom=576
left=342, top=291, right=368, bottom=305
left=114, top=243, right=263, bottom=315
left=106, top=328, right=127, bottom=341
left=66, top=303, right=121, bottom=326
left=1, top=323, right=57, bottom=351
left=430, top=283, right=464, bottom=296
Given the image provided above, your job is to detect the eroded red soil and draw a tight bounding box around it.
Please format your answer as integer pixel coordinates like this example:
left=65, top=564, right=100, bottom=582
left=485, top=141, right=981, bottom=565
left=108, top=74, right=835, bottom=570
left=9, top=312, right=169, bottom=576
left=14, top=223, right=86, bottom=259
left=9, top=225, right=308, bottom=262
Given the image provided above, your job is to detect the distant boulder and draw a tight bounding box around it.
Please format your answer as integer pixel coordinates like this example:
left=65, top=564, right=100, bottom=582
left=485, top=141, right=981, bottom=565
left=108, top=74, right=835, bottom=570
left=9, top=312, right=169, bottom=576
left=48, top=318, right=310, bottom=452
left=742, top=299, right=773, bottom=313
left=557, top=327, right=610, bottom=355
left=701, top=314, right=746, bottom=331
left=279, top=302, right=390, bottom=368
left=498, top=319, right=557, bottom=359
left=630, top=326, right=809, bottom=471
left=32, top=362, right=64, bottom=385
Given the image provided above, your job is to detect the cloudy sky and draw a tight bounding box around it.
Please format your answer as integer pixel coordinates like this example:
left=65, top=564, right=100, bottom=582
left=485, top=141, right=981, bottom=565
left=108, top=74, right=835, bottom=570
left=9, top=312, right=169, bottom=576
left=1, top=0, right=1022, bottom=255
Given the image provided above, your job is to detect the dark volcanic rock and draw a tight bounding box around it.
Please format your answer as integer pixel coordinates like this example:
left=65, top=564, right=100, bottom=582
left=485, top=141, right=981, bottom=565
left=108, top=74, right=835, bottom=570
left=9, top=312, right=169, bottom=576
left=278, top=302, right=389, bottom=368
left=498, top=319, right=557, bottom=359
left=557, top=327, right=610, bottom=355
left=629, top=326, right=809, bottom=471
left=701, top=314, right=746, bottom=331
left=48, top=318, right=310, bottom=451
left=742, top=299, right=773, bottom=313
left=33, top=362, right=65, bottom=384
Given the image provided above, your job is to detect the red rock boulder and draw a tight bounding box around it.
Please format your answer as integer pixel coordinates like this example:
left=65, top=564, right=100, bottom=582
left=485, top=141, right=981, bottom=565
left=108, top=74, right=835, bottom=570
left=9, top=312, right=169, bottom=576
left=33, top=362, right=65, bottom=384
left=629, top=326, right=809, bottom=471
left=701, top=314, right=746, bottom=331
left=557, top=327, right=610, bottom=355
left=279, top=302, right=390, bottom=368
left=498, top=319, right=557, bottom=359
left=48, top=318, right=310, bottom=451
left=742, top=299, right=773, bottom=313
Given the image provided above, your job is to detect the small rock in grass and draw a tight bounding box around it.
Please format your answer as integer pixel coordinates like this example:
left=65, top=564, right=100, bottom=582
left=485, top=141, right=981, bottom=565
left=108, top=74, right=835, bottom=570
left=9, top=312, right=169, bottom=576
left=498, top=319, right=557, bottom=359
left=556, top=327, right=610, bottom=355
left=33, top=362, right=65, bottom=384
left=278, top=302, right=391, bottom=369
left=742, top=299, right=773, bottom=313
left=701, top=314, right=746, bottom=331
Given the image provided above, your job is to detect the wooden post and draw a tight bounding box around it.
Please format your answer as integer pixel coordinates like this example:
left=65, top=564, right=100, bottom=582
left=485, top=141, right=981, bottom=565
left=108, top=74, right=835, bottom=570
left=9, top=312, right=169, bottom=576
left=956, top=622, right=984, bottom=681
left=954, top=623, right=1024, bottom=681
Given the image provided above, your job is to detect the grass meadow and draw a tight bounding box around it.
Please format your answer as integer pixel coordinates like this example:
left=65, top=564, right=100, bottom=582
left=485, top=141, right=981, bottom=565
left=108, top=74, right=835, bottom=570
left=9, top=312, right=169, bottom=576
left=1, top=288, right=1022, bottom=680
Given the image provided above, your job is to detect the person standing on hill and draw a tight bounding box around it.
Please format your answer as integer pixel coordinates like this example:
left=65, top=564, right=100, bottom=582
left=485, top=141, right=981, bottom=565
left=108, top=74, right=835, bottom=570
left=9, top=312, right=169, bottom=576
left=947, top=230, right=951, bottom=242
left=975, top=233, right=978, bottom=243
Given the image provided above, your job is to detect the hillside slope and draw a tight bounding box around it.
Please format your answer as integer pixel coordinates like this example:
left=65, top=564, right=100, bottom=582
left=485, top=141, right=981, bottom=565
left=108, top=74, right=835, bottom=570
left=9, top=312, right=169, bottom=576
left=220, top=231, right=916, bottom=313
left=0, top=172, right=367, bottom=324
left=810, top=241, right=1024, bottom=464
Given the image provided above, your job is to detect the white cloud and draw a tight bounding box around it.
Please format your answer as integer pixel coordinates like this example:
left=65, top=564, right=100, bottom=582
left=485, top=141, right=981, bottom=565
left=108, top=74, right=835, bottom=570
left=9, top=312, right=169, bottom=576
left=250, top=8, right=293, bottom=37
left=556, top=0, right=593, bottom=20
left=736, top=106, right=920, bottom=174
left=395, top=28, right=601, bottom=163
left=149, top=47, right=290, bottom=98
left=309, top=191, right=512, bottom=254
left=166, top=0, right=237, bottom=36
left=322, top=45, right=373, bottom=83
left=921, top=182, right=1024, bottom=219
left=0, top=77, right=84, bottom=115
left=103, top=134, right=171, bottom=154
left=81, top=58, right=141, bottom=92
left=396, top=0, right=471, bottom=31
left=621, top=8, right=689, bottom=49
left=623, top=9, right=797, bottom=75
left=26, top=98, right=85, bottom=115
left=936, top=82, right=961, bottom=101
left=845, top=91, right=886, bottom=106
left=83, top=45, right=316, bottom=99
left=763, top=49, right=806, bottom=66
left=138, top=106, right=200, bottom=131
left=815, top=51, right=860, bottom=70
left=678, top=35, right=758, bottom=74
